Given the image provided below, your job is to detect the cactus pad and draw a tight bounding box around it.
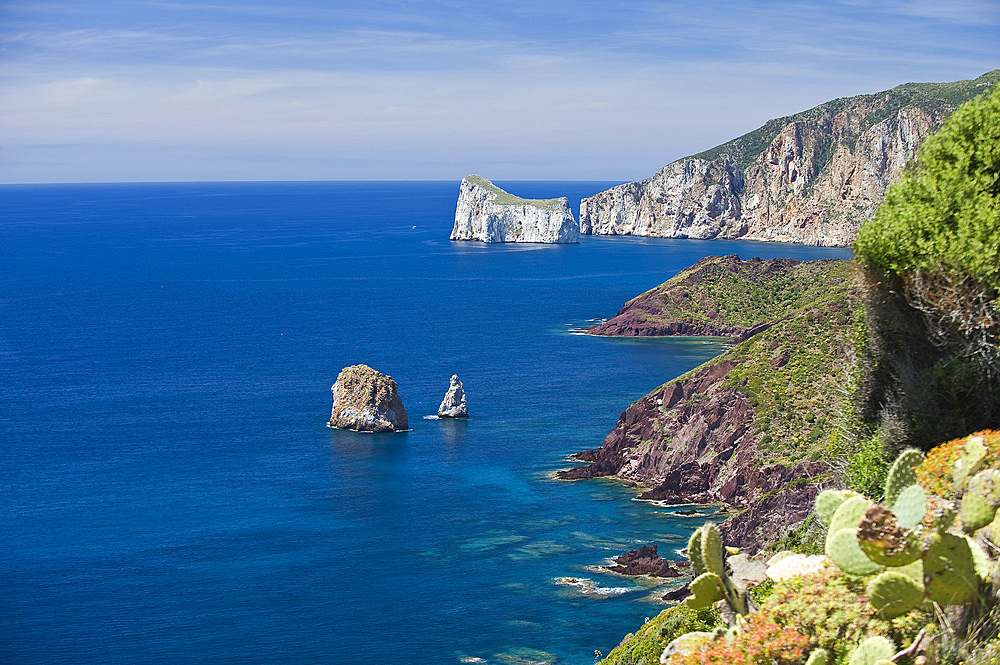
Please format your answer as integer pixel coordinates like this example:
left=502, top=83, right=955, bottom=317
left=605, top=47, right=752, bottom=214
left=848, top=636, right=895, bottom=665
left=687, top=528, right=705, bottom=575
left=827, top=526, right=883, bottom=576
left=923, top=495, right=958, bottom=533
left=954, top=435, right=987, bottom=492
left=700, top=524, right=725, bottom=577
left=885, top=449, right=923, bottom=505
left=684, top=572, right=723, bottom=609
left=924, top=532, right=979, bottom=606
left=805, top=649, right=830, bottom=665
left=962, top=469, right=1000, bottom=532
left=815, top=489, right=861, bottom=526
left=892, top=484, right=927, bottom=531
left=857, top=505, right=921, bottom=567
left=829, top=496, right=874, bottom=534
left=866, top=569, right=924, bottom=619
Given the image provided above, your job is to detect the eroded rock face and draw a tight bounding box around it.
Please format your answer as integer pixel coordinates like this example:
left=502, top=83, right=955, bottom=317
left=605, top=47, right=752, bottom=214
left=578, top=71, right=1000, bottom=246
left=451, top=175, right=579, bottom=243
left=606, top=544, right=680, bottom=578
left=580, top=158, right=744, bottom=239
left=557, top=360, right=830, bottom=552
left=328, top=364, right=408, bottom=432
left=437, top=374, right=468, bottom=418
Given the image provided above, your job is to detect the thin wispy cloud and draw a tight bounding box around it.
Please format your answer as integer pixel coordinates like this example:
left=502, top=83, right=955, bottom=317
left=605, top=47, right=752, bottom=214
left=0, top=0, right=997, bottom=182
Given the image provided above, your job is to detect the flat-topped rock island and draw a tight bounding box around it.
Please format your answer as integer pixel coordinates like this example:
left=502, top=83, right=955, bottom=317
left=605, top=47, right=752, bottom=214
left=450, top=175, right=579, bottom=243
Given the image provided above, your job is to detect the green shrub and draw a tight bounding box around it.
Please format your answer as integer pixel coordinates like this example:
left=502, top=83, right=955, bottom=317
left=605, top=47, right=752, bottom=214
left=852, top=83, right=1000, bottom=448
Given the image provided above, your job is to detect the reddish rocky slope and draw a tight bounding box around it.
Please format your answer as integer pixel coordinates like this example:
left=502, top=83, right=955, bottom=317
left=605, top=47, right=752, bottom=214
left=562, top=257, right=858, bottom=552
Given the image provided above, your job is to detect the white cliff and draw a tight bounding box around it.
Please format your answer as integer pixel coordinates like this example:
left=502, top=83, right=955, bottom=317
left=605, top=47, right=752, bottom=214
left=580, top=70, right=998, bottom=246
left=451, top=175, right=579, bottom=243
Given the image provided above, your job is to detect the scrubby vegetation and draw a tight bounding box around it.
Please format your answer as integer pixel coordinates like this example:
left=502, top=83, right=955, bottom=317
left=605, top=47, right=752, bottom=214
left=596, top=80, right=1000, bottom=665
left=616, top=256, right=852, bottom=334
left=690, top=70, right=999, bottom=173
left=464, top=175, right=566, bottom=209
left=852, top=82, right=1000, bottom=450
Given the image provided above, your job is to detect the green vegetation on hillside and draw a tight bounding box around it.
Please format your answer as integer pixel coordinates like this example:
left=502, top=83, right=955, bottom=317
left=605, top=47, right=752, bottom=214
left=464, top=174, right=566, bottom=209
left=598, top=79, right=1000, bottom=665
left=619, top=256, right=851, bottom=332
left=852, top=82, right=1000, bottom=449
left=648, top=259, right=858, bottom=465
left=690, top=69, right=1000, bottom=173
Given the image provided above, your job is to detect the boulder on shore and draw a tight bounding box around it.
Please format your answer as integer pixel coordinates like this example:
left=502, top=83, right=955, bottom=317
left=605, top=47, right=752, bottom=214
left=328, top=364, right=408, bottom=432
left=437, top=374, right=469, bottom=418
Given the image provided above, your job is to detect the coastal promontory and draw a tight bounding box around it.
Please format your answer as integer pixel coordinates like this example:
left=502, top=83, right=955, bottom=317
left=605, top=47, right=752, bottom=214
left=580, top=69, right=999, bottom=246
left=328, top=364, right=408, bottom=432
left=450, top=175, right=579, bottom=243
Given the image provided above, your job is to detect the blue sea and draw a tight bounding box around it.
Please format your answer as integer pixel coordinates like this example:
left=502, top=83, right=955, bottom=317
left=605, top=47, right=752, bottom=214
left=0, top=182, right=851, bottom=665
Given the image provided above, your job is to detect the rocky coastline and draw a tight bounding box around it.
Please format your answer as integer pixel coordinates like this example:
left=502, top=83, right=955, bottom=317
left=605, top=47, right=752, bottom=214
left=580, top=70, right=999, bottom=246
left=561, top=256, right=857, bottom=553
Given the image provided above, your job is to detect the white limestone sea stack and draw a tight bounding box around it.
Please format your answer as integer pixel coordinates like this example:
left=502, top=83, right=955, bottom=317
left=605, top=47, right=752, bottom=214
left=437, top=374, right=468, bottom=418
left=450, top=175, right=579, bottom=243
left=328, top=364, right=408, bottom=432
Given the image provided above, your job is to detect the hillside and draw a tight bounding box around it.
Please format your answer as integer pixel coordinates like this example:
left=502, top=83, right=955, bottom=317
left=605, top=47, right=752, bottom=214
left=580, top=69, right=999, bottom=246
left=560, top=257, right=859, bottom=552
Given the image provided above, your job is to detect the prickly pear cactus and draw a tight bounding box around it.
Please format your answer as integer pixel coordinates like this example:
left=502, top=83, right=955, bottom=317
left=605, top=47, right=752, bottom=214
left=962, top=469, right=1000, bottom=532
left=847, top=636, right=895, bottom=665
left=815, top=489, right=862, bottom=526
left=856, top=505, right=921, bottom=567
left=804, top=648, right=829, bottom=665
left=826, top=496, right=883, bottom=575
left=687, top=528, right=705, bottom=576
left=924, top=495, right=958, bottom=533
left=827, top=525, right=883, bottom=575
left=866, top=569, right=924, bottom=619
left=700, top=524, right=725, bottom=577
left=891, top=484, right=927, bottom=531
left=829, top=496, right=873, bottom=534
left=954, top=435, right=987, bottom=492
left=885, top=449, right=923, bottom=505
left=923, top=532, right=979, bottom=606
left=684, top=572, right=723, bottom=610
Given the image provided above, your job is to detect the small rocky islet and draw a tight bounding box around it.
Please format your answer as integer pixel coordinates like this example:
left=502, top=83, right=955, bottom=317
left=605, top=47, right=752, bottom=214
left=437, top=374, right=468, bottom=418
left=328, top=367, right=469, bottom=431
left=327, top=364, right=408, bottom=433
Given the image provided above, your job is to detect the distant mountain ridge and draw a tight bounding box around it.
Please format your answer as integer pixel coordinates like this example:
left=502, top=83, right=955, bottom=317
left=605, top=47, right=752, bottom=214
left=581, top=69, right=1000, bottom=246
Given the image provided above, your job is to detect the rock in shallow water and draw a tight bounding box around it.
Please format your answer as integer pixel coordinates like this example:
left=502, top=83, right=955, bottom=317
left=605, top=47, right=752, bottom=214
left=328, top=364, right=408, bottom=432
left=437, top=374, right=468, bottom=418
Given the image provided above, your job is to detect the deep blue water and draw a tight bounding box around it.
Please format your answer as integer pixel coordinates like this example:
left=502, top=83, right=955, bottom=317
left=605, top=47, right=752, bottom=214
left=0, top=182, right=851, bottom=665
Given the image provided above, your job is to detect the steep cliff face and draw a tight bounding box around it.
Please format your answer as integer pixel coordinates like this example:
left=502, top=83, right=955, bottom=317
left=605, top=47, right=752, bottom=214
left=451, top=175, right=579, bottom=243
left=581, top=70, right=999, bottom=246
left=560, top=258, right=859, bottom=552
left=579, top=158, right=743, bottom=238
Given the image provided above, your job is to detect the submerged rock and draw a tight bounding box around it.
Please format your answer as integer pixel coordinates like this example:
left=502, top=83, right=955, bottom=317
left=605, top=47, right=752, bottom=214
left=450, top=175, right=579, bottom=243
left=328, top=364, right=408, bottom=432
left=437, top=374, right=469, bottom=418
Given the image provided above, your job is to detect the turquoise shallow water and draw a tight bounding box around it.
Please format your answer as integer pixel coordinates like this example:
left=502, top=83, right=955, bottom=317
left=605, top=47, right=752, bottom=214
left=0, top=181, right=851, bottom=664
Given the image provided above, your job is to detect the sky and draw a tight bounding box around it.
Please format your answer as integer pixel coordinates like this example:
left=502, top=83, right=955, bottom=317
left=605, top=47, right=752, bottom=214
left=0, top=1, right=998, bottom=183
